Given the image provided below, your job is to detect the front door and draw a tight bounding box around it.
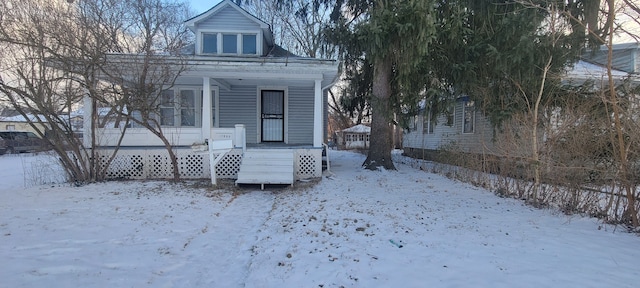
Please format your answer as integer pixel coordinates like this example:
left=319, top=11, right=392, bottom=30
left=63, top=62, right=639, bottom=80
left=261, top=90, right=284, bottom=142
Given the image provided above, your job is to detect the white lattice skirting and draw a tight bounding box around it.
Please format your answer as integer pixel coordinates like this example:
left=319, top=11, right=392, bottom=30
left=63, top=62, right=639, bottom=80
left=97, top=148, right=321, bottom=180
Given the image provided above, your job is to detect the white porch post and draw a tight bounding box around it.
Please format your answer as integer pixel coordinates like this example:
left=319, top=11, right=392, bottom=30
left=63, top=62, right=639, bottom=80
left=234, top=124, right=246, bottom=151
left=202, top=77, right=212, bottom=142
left=83, top=93, right=92, bottom=148
left=313, top=79, right=323, bottom=147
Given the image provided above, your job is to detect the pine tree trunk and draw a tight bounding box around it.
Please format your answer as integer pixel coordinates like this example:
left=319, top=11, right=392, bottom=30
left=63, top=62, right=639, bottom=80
left=363, top=53, right=395, bottom=170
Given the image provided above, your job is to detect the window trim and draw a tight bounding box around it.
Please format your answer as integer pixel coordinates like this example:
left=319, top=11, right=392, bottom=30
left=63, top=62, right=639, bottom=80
left=462, top=100, right=475, bottom=134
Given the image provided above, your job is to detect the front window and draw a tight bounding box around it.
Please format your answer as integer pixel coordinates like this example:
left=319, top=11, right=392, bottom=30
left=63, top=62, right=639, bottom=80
left=463, top=100, right=475, bottom=133
left=180, top=90, right=196, bottom=126
left=158, top=89, right=203, bottom=127
left=202, top=33, right=217, bottom=54
left=160, top=90, right=175, bottom=126
left=223, top=34, right=237, bottom=53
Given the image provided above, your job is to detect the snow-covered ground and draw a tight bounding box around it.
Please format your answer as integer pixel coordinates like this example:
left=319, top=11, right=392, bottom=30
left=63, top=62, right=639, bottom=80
left=0, top=151, right=638, bottom=287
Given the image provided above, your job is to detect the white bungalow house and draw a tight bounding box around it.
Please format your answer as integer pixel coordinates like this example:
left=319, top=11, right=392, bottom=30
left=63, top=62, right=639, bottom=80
left=336, top=124, right=371, bottom=150
left=403, top=54, right=639, bottom=159
left=0, top=114, right=49, bottom=135
left=87, top=0, right=339, bottom=186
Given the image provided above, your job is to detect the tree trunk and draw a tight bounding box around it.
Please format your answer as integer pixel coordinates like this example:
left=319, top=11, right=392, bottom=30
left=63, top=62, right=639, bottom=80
left=363, top=53, right=395, bottom=170
left=605, top=0, right=638, bottom=227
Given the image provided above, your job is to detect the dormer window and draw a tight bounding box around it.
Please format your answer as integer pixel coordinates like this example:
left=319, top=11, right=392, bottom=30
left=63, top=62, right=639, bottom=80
left=199, top=32, right=259, bottom=55
left=222, top=34, right=237, bottom=53
left=202, top=33, right=217, bottom=54
left=242, top=34, right=257, bottom=54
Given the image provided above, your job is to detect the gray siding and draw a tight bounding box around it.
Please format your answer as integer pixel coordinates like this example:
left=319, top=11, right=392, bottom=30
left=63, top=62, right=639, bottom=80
left=219, top=85, right=314, bottom=145
left=403, top=101, right=497, bottom=155
left=197, top=6, right=261, bottom=31
left=219, top=85, right=258, bottom=144
left=288, top=86, right=314, bottom=145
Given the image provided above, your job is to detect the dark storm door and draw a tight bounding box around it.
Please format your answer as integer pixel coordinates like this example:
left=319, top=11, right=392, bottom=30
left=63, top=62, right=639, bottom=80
left=261, top=90, right=284, bottom=142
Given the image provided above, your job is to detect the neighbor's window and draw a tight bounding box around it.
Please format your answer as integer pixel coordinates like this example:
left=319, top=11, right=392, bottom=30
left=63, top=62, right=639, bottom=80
left=445, top=104, right=455, bottom=126
left=463, top=100, right=475, bottom=133
left=202, top=33, right=217, bottom=54
left=223, top=34, right=237, bottom=53
left=423, top=109, right=434, bottom=134
left=242, top=34, right=257, bottom=54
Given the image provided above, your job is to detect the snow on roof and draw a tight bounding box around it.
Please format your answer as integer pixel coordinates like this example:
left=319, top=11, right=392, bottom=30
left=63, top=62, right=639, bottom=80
left=342, top=124, right=371, bottom=133
left=0, top=114, right=45, bottom=122
left=565, top=60, right=628, bottom=81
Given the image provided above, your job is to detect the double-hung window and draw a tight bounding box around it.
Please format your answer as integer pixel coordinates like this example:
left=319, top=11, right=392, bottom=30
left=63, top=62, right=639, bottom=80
left=180, top=90, right=196, bottom=127
left=160, top=90, right=175, bottom=126
left=463, top=100, right=475, bottom=133
left=423, top=109, right=434, bottom=134
left=158, top=89, right=202, bottom=127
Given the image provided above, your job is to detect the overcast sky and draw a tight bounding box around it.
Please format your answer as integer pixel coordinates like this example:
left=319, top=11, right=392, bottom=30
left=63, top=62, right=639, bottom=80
left=189, top=0, right=222, bottom=14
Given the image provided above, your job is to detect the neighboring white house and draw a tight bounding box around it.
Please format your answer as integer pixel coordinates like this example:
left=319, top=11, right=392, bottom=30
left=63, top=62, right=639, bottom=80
left=403, top=55, right=639, bottom=158
left=87, top=0, right=339, bottom=185
left=336, top=124, right=370, bottom=150
left=0, top=114, right=49, bottom=135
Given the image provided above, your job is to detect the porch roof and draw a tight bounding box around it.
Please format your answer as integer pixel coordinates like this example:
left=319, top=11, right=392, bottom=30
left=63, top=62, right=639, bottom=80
left=104, top=53, right=339, bottom=89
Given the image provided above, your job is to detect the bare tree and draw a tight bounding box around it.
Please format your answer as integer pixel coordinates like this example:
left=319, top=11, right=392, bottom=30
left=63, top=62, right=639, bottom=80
left=100, top=0, right=193, bottom=181
left=0, top=0, right=193, bottom=182
left=0, top=0, right=126, bottom=183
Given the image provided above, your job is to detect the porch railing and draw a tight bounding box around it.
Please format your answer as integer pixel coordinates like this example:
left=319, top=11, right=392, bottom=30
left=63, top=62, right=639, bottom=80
left=95, top=124, right=246, bottom=149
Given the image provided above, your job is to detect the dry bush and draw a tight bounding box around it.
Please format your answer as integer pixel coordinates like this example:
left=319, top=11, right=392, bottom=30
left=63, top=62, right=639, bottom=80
left=403, top=93, right=640, bottom=227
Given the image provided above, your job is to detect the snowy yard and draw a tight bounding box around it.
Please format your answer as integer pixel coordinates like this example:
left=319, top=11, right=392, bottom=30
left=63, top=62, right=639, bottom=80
left=0, top=151, right=638, bottom=287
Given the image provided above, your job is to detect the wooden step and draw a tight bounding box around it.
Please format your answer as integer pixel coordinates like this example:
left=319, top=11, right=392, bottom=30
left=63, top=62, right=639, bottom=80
left=235, top=149, right=294, bottom=189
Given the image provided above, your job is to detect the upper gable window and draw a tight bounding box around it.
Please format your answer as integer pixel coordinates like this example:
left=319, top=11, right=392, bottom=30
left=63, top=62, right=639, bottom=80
left=222, top=34, right=237, bottom=53
left=199, top=32, right=259, bottom=55
left=202, top=33, right=217, bottom=54
left=243, top=34, right=257, bottom=54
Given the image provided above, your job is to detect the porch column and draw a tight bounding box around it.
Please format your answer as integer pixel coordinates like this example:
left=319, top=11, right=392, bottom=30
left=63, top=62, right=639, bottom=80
left=313, top=79, right=323, bottom=147
left=202, top=76, right=212, bottom=142
left=82, top=93, right=92, bottom=148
